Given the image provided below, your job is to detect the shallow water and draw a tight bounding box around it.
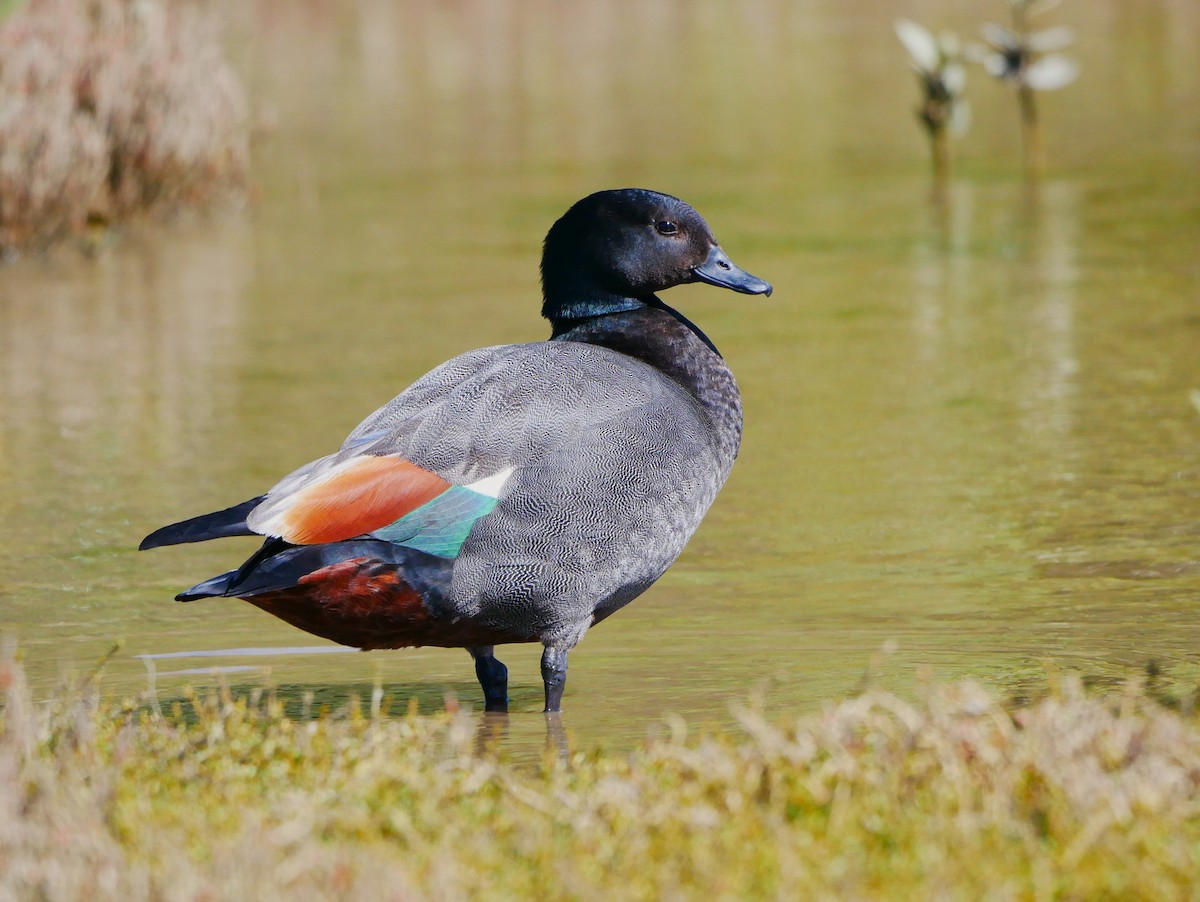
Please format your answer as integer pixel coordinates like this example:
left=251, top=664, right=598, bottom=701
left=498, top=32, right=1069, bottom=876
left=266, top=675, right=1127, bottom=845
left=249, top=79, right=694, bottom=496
left=2, top=0, right=1198, bottom=755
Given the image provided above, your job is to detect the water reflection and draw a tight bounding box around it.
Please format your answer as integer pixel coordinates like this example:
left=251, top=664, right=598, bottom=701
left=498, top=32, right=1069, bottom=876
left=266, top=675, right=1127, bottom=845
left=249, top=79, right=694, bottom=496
left=248, top=0, right=936, bottom=177
left=908, top=179, right=1082, bottom=443
left=151, top=665, right=263, bottom=677
left=0, top=221, right=251, bottom=672
left=0, top=221, right=250, bottom=481
left=1, top=0, right=1197, bottom=760
left=474, top=711, right=511, bottom=756
left=1015, top=180, right=1081, bottom=448
left=136, top=646, right=360, bottom=660
left=471, top=712, right=570, bottom=762
left=909, top=181, right=976, bottom=369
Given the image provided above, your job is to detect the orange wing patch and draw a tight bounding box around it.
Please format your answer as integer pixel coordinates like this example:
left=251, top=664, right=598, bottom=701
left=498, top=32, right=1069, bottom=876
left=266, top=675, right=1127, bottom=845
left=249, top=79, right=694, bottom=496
left=275, top=456, right=451, bottom=545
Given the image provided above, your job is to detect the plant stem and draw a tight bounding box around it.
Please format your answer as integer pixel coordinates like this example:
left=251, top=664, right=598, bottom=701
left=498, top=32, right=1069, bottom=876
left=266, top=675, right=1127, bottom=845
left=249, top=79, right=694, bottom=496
left=1018, top=83, right=1043, bottom=177
left=930, top=126, right=951, bottom=188
left=1011, top=2, right=1043, bottom=177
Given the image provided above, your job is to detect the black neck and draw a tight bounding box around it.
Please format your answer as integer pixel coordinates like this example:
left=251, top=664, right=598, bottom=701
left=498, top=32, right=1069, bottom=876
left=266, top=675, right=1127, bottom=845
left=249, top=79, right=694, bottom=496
left=545, top=292, right=645, bottom=329
left=549, top=295, right=721, bottom=358
left=541, top=257, right=645, bottom=322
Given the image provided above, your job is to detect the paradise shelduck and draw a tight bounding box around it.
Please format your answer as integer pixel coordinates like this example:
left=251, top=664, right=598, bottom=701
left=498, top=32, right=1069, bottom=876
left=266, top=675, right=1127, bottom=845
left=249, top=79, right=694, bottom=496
left=141, top=188, right=772, bottom=713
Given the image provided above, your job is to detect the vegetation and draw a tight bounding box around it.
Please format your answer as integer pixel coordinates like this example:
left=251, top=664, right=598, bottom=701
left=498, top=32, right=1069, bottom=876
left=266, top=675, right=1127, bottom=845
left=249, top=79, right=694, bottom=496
left=894, top=20, right=970, bottom=188
left=0, top=0, right=247, bottom=257
left=976, top=0, right=1078, bottom=176
left=897, top=0, right=1078, bottom=181
left=4, top=649, right=1200, bottom=900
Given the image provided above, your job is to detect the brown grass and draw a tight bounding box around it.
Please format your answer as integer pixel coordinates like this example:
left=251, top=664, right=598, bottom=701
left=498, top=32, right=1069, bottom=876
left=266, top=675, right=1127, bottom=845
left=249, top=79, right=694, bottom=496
left=5, top=645, right=1200, bottom=899
left=0, top=0, right=247, bottom=256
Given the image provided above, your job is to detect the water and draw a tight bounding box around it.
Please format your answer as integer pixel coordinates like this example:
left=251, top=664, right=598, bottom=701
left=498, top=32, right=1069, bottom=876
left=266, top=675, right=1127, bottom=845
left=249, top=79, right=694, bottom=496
left=2, top=0, right=1198, bottom=754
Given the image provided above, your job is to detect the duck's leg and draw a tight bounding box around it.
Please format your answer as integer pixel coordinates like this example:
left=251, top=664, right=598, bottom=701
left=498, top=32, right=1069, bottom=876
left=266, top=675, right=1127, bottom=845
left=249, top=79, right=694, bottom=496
left=468, top=646, right=509, bottom=713
left=540, top=646, right=569, bottom=713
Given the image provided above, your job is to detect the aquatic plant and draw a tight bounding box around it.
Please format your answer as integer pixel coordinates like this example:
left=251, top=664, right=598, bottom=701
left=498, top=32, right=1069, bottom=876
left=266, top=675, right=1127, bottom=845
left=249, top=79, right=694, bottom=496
left=895, top=19, right=970, bottom=185
left=4, top=646, right=1200, bottom=899
left=974, top=0, right=1078, bottom=175
left=0, top=0, right=248, bottom=257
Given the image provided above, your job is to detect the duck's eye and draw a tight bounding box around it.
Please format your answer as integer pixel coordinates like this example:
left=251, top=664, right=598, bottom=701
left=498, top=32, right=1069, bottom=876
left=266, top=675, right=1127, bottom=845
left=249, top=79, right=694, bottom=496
left=654, top=220, right=679, bottom=236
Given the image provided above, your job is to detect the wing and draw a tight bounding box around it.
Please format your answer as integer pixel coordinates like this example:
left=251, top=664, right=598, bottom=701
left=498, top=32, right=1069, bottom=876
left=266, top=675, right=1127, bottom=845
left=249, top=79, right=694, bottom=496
left=239, top=341, right=664, bottom=557
left=247, top=453, right=454, bottom=544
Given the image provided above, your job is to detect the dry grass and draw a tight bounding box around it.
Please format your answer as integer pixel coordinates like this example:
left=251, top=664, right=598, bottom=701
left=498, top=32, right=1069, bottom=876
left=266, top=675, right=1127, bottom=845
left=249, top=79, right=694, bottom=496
left=0, top=0, right=247, bottom=256
left=4, top=648, right=1200, bottom=900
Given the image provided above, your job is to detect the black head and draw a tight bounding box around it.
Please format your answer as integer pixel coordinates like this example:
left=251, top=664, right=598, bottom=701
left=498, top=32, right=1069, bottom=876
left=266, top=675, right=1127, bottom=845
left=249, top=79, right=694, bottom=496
left=540, top=188, right=772, bottom=323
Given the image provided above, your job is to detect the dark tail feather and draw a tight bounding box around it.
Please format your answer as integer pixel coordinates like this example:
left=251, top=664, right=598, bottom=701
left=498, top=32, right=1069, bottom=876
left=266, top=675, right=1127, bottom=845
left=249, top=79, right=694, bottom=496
left=176, top=570, right=238, bottom=601
left=140, top=496, right=266, bottom=550
left=175, top=539, right=453, bottom=603
left=231, top=539, right=453, bottom=599
left=174, top=536, right=294, bottom=601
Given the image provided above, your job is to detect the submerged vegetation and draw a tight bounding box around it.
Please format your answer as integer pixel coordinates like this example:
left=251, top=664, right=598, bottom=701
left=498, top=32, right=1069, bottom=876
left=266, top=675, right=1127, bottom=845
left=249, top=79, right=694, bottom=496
left=4, top=651, right=1200, bottom=899
left=0, top=0, right=247, bottom=257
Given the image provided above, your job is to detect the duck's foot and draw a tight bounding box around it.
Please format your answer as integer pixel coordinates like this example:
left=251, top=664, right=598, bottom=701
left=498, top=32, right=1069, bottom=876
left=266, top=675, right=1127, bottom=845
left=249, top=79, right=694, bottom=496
left=540, top=646, right=568, bottom=713
left=469, top=646, right=509, bottom=713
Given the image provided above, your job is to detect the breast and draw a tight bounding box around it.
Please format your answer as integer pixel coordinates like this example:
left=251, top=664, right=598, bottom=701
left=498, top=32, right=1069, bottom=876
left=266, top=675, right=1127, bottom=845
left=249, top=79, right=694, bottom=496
left=447, top=359, right=730, bottom=629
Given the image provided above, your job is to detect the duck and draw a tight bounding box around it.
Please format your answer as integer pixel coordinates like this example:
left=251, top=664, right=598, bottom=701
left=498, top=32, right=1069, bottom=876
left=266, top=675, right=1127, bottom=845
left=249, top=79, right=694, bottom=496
left=140, top=188, right=772, bottom=713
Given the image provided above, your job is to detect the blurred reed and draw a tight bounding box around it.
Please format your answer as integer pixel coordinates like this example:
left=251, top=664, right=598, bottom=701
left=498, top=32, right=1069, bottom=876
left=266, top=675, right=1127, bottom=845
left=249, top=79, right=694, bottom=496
left=4, top=645, right=1200, bottom=899
left=0, top=0, right=248, bottom=256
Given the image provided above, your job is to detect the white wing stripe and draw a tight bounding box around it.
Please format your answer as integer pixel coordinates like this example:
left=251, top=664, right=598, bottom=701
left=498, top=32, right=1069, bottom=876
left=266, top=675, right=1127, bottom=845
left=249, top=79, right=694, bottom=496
left=466, top=467, right=514, bottom=499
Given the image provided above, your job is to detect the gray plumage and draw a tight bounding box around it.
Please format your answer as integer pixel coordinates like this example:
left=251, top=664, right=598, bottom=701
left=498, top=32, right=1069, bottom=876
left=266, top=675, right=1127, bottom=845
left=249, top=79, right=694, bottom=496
left=367, top=332, right=736, bottom=645
left=141, top=188, right=771, bottom=712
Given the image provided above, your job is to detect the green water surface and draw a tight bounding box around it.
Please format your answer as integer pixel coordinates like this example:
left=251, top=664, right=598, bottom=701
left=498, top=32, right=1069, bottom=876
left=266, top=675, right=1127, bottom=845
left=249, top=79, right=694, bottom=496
left=2, top=0, right=1198, bottom=755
